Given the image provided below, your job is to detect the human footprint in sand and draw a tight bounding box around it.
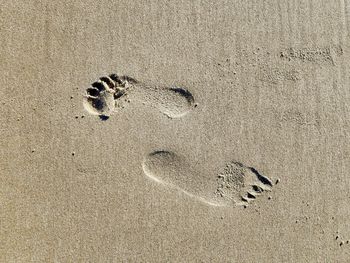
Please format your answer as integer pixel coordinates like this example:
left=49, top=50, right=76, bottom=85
left=142, top=150, right=274, bottom=207
left=83, top=73, right=195, bottom=119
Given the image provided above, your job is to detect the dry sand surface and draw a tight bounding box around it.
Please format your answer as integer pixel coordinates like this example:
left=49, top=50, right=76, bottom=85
left=1, top=0, right=350, bottom=262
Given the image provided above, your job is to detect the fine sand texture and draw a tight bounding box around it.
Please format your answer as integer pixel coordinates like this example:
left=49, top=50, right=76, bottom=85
left=2, top=0, right=350, bottom=262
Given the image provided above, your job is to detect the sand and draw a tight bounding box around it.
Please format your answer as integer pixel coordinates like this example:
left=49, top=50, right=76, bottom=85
left=1, top=0, right=350, bottom=262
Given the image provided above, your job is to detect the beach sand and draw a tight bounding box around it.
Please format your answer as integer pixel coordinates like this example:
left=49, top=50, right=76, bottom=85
left=1, top=0, right=350, bottom=262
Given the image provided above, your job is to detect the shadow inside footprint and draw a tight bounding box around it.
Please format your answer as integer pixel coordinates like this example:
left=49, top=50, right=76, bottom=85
left=83, top=74, right=196, bottom=119
left=99, top=115, right=109, bottom=121
left=142, top=150, right=274, bottom=207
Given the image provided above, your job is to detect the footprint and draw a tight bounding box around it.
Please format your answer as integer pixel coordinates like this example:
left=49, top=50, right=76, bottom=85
left=142, top=150, right=273, bottom=207
left=83, top=74, right=195, bottom=118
